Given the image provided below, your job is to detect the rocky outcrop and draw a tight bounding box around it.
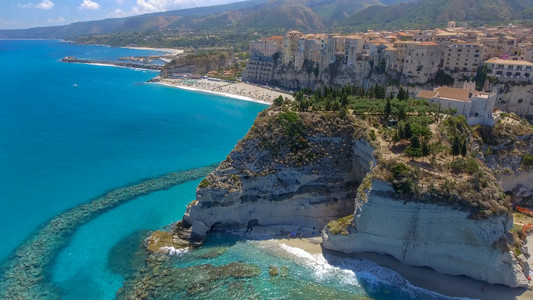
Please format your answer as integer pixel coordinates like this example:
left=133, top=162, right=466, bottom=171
left=477, top=121, right=533, bottom=204
left=182, top=109, right=375, bottom=240
left=322, top=179, right=530, bottom=288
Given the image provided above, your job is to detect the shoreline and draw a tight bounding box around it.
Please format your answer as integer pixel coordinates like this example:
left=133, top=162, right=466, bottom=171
left=269, top=236, right=533, bottom=300
left=153, top=77, right=294, bottom=106
left=121, top=46, right=184, bottom=55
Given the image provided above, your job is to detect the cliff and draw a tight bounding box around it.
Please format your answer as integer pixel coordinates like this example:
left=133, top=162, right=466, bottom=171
left=170, top=95, right=531, bottom=288
left=182, top=107, right=375, bottom=240
left=474, top=115, right=533, bottom=205
left=322, top=180, right=530, bottom=288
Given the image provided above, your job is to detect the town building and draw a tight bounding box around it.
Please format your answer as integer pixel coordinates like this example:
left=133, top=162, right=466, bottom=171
left=417, top=83, right=496, bottom=126
left=484, top=57, right=533, bottom=80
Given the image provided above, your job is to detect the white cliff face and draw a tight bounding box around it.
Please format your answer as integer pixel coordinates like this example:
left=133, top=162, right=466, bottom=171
left=322, top=180, right=530, bottom=288
left=183, top=111, right=375, bottom=240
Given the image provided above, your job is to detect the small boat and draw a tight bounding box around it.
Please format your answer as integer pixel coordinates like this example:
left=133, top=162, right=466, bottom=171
left=73, top=83, right=78, bottom=87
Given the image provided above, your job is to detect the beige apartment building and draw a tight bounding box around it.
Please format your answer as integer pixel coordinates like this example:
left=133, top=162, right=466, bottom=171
left=484, top=57, right=533, bottom=80
left=443, top=42, right=484, bottom=76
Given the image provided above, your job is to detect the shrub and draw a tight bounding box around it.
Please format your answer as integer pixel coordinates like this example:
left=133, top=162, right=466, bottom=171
left=465, top=158, right=480, bottom=174
left=327, top=215, right=354, bottom=235
left=369, top=129, right=376, bottom=141
left=523, top=154, right=533, bottom=169
left=198, top=179, right=210, bottom=189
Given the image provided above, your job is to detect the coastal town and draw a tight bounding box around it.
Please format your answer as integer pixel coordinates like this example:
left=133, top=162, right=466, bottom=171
left=2, top=0, right=533, bottom=299
left=243, top=22, right=533, bottom=85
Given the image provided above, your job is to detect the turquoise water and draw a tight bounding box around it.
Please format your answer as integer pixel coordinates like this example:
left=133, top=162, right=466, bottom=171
left=0, top=40, right=458, bottom=299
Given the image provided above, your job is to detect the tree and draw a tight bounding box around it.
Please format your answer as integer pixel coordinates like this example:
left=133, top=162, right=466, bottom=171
left=384, top=98, right=392, bottom=120
left=398, top=86, right=406, bottom=101
left=452, top=136, right=461, bottom=159
left=274, top=95, right=284, bottom=106
left=461, top=138, right=467, bottom=157
left=421, top=139, right=430, bottom=157
left=404, top=122, right=413, bottom=139
left=429, top=141, right=445, bottom=164
left=410, top=135, right=420, bottom=149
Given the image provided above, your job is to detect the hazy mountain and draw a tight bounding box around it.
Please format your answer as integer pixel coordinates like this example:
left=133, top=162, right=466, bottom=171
left=0, top=0, right=408, bottom=39
left=342, top=0, right=533, bottom=30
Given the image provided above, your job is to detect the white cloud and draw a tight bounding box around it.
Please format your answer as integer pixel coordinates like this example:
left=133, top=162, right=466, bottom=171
left=79, top=0, right=100, bottom=10
left=131, top=0, right=243, bottom=14
left=108, top=0, right=242, bottom=18
left=18, top=0, right=55, bottom=10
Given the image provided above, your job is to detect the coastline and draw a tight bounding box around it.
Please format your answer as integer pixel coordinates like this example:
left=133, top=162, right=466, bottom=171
left=270, top=237, right=533, bottom=300
left=121, top=46, right=184, bottom=55
left=153, top=77, right=294, bottom=105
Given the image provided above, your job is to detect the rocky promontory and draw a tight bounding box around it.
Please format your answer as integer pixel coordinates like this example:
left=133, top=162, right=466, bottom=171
left=183, top=106, right=375, bottom=241
left=167, top=91, right=532, bottom=289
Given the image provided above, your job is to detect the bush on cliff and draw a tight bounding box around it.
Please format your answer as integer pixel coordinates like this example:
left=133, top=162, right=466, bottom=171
left=327, top=215, right=353, bottom=235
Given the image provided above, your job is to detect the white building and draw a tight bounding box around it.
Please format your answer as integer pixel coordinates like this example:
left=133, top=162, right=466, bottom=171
left=417, top=83, right=496, bottom=126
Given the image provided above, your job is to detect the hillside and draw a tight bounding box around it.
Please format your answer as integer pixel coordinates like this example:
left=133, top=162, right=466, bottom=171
left=0, top=0, right=408, bottom=40
left=341, top=0, right=533, bottom=30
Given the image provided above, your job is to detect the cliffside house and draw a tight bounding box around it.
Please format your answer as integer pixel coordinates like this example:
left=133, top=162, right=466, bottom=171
left=416, top=83, right=496, bottom=126
left=484, top=57, right=533, bottom=80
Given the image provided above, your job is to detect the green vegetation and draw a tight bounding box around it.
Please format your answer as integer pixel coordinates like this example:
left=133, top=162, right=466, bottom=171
left=523, top=154, right=533, bottom=169
left=327, top=215, right=354, bottom=235
left=340, top=0, right=532, bottom=31
left=198, top=179, right=210, bottom=189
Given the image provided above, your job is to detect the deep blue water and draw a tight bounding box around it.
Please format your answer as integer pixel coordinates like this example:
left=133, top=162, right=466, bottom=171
left=0, top=40, right=459, bottom=299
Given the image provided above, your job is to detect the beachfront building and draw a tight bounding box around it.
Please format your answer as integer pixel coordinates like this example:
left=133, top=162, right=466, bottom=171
left=243, top=37, right=282, bottom=84
left=417, top=83, right=496, bottom=126
left=484, top=57, right=533, bottom=80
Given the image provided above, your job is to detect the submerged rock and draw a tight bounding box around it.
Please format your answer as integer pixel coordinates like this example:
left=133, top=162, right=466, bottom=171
left=107, top=230, right=150, bottom=277
left=117, top=260, right=261, bottom=299
left=269, top=265, right=279, bottom=277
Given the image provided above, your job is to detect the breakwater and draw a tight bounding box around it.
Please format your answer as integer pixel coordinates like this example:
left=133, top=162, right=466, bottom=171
left=61, top=56, right=163, bottom=70
left=0, top=164, right=217, bottom=299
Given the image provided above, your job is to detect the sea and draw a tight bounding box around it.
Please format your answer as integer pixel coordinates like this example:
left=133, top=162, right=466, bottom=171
left=0, top=40, right=459, bottom=299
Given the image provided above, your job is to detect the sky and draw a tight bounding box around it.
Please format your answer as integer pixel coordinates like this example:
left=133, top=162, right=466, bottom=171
left=0, top=0, right=246, bottom=30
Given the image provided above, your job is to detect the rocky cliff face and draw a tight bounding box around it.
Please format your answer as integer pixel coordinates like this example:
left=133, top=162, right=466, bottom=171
left=177, top=105, right=530, bottom=289
left=182, top=108, right=375, bottom=240
left=322, top=180, right=530, bottom=288
left=475, top=119, right=533, bottom=204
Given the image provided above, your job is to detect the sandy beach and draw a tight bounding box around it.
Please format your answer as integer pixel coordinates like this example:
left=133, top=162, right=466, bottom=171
left=123, top=46, right=184, bottom=56
left=154, top=77, right=293, bottom=105
left=269, top=236, right=533, bottom=300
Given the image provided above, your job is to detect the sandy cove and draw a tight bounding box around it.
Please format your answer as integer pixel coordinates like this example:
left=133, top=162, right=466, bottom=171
left=153, top=77, right=293, bottom=105
left=266, top=236, right=533, bottom=300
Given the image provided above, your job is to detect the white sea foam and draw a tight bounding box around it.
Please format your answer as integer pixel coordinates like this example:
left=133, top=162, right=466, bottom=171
left=277, top=243, right=360, bottom=287
left=160, top=246, right=189, bottom=256
left=271, top=242, right=469, bottom=300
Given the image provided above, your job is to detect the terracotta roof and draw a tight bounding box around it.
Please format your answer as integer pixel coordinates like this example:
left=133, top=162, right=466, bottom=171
left=287, top=30, right=302, bottom=35
left=484, top=57, right=533, bottom=66
left=417, top=90, right=439, bottom=99
left=435, top=87, right=470, bottom=102
left=417, top=87, right=471, bottom=102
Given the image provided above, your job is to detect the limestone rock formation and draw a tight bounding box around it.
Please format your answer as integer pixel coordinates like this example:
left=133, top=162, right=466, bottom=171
left=322, top=180, right=530, bottom=288
left=182, top=108, right=375, bottom=240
